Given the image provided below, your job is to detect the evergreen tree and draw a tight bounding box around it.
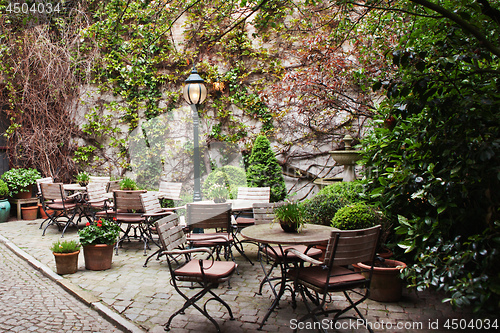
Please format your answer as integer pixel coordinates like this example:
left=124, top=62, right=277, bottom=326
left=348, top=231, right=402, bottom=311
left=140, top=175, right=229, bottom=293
left=246, top=135, right=287, bottom=202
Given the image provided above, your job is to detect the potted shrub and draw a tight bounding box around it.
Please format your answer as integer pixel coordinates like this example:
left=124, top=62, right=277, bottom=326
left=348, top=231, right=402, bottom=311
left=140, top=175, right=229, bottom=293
left=1, top=167, right=41, bottom=199
left=0, top=179, right=11, bottom=222
left=332, top=203, right=406, bottom=302
left=274, top=200, right=305, bottom=233
left=50, top=239, right=81, bottom=275
left=75, top=171, right=90, bottom=186
left=78, top=218, right=121, bottom=271
left=119, top=177, right=138, bottom=190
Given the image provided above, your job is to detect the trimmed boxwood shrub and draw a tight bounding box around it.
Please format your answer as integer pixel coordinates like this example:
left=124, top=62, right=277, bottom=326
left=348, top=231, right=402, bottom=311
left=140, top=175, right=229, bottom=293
left=202, top=165, right=247, bottom=200
left=302, top=180, right=365, bottom=226
left=330, top=203, right=382, bottom=230
left=246, top=135, right=287, bottom=202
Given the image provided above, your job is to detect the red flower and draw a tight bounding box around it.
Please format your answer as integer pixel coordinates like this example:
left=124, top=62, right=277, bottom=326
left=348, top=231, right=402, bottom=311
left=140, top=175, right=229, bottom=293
left=86, top=222, right=91, bottom=226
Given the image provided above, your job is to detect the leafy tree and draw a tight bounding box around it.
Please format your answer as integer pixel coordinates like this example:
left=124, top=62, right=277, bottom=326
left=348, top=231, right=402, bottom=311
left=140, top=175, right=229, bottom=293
left=361, top=0, right=500, bottom=313
left=246, top=135, right=286, bottom=202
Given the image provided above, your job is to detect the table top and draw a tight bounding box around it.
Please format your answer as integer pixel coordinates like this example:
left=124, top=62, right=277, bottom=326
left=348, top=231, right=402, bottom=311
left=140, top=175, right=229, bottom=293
left=240, top=223, right=336, bottom=246
left=63, top=184, right=87, bottom=191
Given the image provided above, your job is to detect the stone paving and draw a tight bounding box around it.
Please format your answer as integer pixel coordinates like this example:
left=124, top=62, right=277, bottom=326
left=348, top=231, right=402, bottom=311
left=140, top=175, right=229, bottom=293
left=0, top=217, right=480, bottom=332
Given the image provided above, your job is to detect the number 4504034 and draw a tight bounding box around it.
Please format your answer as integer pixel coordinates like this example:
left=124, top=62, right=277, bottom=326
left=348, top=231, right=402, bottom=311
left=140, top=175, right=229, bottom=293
left=6, top=1, right=61, bottom=15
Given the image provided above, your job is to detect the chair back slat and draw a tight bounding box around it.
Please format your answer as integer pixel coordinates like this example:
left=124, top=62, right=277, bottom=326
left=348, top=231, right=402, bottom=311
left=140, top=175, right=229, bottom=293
left=40, top=183, right=65, bottom=201
left=113, top=190, right=147, bottom=212
left=323, top=225, right=381, bottom=267
left=140, top=192, right=162, bottom=214
left=36, top=177, right=53, bottom=194
left=89, top=176, right=110, bottom=188
left=87, top=183, right=107, bottom=201
left=237, top=187, right=270, bottom=202
left=186, top=203, right=232, bottom=230
left=158, top=181, right=182, bottom=201
left=106, top=180, right=120, bottom=193
left=155, top=214, right=185, bottom=251
left=252, top=202, right=284, bottom=225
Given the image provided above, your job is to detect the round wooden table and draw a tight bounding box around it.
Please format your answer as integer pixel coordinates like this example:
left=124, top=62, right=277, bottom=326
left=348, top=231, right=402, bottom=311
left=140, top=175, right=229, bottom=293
left=241, top=223, right=337, bottom=329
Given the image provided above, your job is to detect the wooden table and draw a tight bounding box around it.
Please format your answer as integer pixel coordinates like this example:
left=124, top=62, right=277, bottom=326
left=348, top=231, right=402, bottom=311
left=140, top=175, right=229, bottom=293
left=241, top=223, right=336, bottom=329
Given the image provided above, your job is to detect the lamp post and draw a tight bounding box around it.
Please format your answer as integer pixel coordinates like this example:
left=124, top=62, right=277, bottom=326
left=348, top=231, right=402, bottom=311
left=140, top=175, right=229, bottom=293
left=183, top=66, right=207, bottom=202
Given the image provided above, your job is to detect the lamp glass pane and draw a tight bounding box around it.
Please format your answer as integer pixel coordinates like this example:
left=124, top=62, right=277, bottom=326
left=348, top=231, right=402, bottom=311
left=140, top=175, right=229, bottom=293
left=183, top=83, right=207, bottom=104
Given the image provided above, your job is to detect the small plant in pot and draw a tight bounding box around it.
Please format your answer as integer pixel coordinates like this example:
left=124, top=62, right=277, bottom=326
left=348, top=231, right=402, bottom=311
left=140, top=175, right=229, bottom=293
left=274, top=200, right=305, bottom=233
left=206, top=184, right=229, bottom=203
left=50, top=239, right=81, bottom=275
left=75, top=171, right=90, bottom=186
left=1, top=167, right=41, bottom=198
left=78, top=218, right=120, bottom=271
left=119, top=177, right=138, bottom=190
left=0, top=179, right=11, bottom=223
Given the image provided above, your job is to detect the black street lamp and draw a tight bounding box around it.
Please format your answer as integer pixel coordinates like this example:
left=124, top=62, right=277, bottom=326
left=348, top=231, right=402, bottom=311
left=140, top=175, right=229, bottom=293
left=183, top=66, right=207, bottom=202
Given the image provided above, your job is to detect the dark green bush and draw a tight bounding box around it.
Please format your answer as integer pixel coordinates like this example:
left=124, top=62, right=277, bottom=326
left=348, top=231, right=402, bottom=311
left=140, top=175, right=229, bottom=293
left=246, top=135, right=286, bottom=202
left=302, top=180, right=365, bottom=226
left=330, top=203, right=382, bottom=230
left=202, top=165, right=247, bottom=200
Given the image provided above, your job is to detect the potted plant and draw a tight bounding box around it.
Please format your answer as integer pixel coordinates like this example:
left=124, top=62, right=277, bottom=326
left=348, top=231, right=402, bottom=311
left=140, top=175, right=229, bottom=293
left=50, top=239, right=81, bottom=275
left=333, top=203, right=406, bottom=302
left=0, top=179, right=11, bottom=222
left=75, top=171, right=90, bottom=187
left=274, top=200, right=305, bottom=233
left=119, top=177, right=138, bottom=190
left=206, top=184, right=229, bottom=203
left=78, top=218, right=121, bottom=271
left=1, top=167, right=41, bottom=199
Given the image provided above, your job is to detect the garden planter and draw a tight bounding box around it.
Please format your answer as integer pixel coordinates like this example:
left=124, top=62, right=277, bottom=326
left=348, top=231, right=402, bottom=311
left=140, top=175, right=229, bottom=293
left=21, top=205, right=38, bottom=220
left=279, top=220, right=300, bottom=233
left=355, top=259, right=406, bottom=302
left=53, top=251, right=80, bottom=275
left=38, top=203, right=54, bottom=219
left=0, top=199, right=11, bottom=222
left=14, top=186, right=33, bottom=199
left=83, top=244, right=114, bottom=271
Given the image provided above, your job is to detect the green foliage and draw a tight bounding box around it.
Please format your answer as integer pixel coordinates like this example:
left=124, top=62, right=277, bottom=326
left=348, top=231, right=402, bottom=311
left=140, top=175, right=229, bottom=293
left=75, top=172, right=90, bottom=185
left=330, top=203, right=381, bottom=230
left=246, top=135, right=286, bottom=202
left=1, top=168, right=41, bottom=196
left=302, top=181, right=365, bottom=226
left=205, top=184, right=229, bottom=201
left=78, top=218, right=121, bottom=246
left=0, top=180, right=9, bottom=198
left=274, top=200, right=305, bottom=231
left=361, top=0, right=500, bottom=314
left=120, top=177, right=138, bottom=190
left=50, top=239, right=81, bottom=253
left=203, top=165, right=247, bottom=200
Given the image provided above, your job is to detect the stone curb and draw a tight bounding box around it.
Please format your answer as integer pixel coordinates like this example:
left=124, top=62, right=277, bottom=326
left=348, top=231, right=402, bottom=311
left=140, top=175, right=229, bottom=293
left=0, top=234, right=146, bottom=333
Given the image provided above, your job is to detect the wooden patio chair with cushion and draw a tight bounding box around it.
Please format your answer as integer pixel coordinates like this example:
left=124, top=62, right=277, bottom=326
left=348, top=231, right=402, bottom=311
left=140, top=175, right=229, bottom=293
left=234, top=186, right=271, bottom=228
left=140, top=191, right=176, bottom=266
left=185, top=202, right=235, bottom=263
left=40, top=183, right=81, bottom=237
left=89, top=176, right=110, bottom=189
left=36, top=177, right=54, bottom=229
left=287, top=225, right=381, bottom=333
left=85, top=183, right=113, bottom=221
left=113, top=189, right=149, bottom=255
left=155, top=213, right=236, bottom=332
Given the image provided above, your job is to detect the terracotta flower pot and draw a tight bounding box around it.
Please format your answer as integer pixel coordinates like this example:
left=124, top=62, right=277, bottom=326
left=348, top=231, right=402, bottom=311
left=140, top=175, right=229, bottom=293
left=83, top=244, right=114, bottom=271
left=355, top=259, right=407, bottom=302
left=14, top=186, right=33, bottom=199
left=21, top=205, right=38, bottom=220
left=53, top=251, right=80, bottom=275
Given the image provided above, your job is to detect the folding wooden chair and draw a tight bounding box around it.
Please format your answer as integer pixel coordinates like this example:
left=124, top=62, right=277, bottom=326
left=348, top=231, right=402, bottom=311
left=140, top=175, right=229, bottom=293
left=40, top=183, right=81, bottom=237
left=155, top=214, right=236, bottom=332
left=287, top=225, right=381, bottom=333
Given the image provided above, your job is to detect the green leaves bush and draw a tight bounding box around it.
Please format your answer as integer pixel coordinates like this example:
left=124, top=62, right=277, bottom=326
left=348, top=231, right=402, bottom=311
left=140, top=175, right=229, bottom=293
left=331, top=203, right=381, bottom=230
left=202, top=165, right=247, bottom=200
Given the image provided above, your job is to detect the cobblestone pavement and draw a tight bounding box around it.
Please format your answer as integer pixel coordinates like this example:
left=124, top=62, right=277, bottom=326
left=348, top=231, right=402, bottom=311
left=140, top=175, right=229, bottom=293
left=0, top=242, right=123, bottom=332
left=0, top=218, right=483, bottom=332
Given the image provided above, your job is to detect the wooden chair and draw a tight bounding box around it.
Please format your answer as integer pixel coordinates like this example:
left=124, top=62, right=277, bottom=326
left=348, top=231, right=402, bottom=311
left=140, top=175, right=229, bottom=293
left=40, top=183, right=80, bottom=237
left=105, top=180, right=120, bottom=193
left=113, top=190, right=149, bottom=255
left=89, top=176, right=110, bottom=189
left=157, top=181, right=182, bottom=206
left=154, top=214, right=236, bottom=332
left=36, top=177, right=54, bottom=229
left=287, top=225, right=381, bottom=333
left=234, top=186, right=270, bottom=228
left=185, top=203, right=234, bottom=262
left=85, top=183, right=113, bottom=221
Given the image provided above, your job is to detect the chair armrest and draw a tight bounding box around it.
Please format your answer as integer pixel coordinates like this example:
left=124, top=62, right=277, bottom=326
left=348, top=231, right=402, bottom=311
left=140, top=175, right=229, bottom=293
left=285, top=248, right=323, bottom=266
left=187, top=234, right=230, bottom=242
left=143, top=211, right=173, bottom=218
